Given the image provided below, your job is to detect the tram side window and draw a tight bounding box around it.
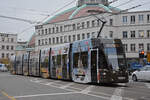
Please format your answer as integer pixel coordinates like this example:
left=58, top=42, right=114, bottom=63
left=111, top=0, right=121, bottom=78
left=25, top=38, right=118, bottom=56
left=81, top=52, right=88, bottom=68
left=62, top=54, right=67, bottom=68
left=73, top=53, right=79, bottom=68
left=73, top=52, right=88, bottom=68
left=57, top=55, right=61, bottom=68
left=52, top=56, right=57, bottom=68
left=44, top=57, right=49, bottom=68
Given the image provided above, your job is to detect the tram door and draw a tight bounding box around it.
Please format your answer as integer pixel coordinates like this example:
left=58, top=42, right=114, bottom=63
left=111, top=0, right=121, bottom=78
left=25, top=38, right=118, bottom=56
left=91, top=49, right=98, bottom=83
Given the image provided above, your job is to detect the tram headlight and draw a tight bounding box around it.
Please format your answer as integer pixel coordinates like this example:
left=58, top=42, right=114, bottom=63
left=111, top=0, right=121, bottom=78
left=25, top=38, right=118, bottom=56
left=113, top=71, right=116, bottom=74
left=102, top=72, right=106, bottom=75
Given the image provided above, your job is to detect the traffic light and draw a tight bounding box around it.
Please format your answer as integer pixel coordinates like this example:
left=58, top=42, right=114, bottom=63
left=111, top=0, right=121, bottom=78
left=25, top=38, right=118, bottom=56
left=139, top=51, right=145, bottom=58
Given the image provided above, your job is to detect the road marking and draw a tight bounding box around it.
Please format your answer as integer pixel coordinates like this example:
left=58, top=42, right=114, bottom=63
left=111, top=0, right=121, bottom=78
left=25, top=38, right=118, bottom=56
left=80, top=86, right=94, bottom=94
left=110, top=88, right=122, bottom=100
left=60, top=83, right=74, bottom=89
left=45, top=82, right=56, bottom=85
left=1, top=91, right=16, bottom=100
left=145, top=83, right=150, bottom=89
left=110, top=83, right=125, bottom=100
left=85, top=93, right=110, bottom=100
left=14, top=92, right=79, bottom=98
left=29, top=79, right=133, bottom=100
left=0, top=75, right=13, bottom=77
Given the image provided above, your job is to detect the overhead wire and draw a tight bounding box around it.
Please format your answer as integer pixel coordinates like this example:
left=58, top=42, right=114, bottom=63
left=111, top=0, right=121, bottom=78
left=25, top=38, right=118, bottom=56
left=115, top=0, right=136, bottom=7
left=18, top=0, right=76, bottom=36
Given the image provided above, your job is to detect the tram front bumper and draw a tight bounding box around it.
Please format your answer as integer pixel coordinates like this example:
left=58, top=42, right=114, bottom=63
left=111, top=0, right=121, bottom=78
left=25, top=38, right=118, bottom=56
left=99, top=71, right=129, bottom=83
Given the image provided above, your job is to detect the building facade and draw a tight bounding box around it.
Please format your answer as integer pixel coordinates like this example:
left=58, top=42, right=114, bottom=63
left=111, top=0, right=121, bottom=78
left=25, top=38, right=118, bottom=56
left=35, top=0, right=150, bottom=62
left=0, top=33, right=17, bottom=61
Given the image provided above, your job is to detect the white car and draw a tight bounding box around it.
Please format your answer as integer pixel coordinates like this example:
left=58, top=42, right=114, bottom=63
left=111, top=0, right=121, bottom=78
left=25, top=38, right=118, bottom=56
left=0, top=64, right=8, bottom=72
left=132, top=65, right=150, bottom=81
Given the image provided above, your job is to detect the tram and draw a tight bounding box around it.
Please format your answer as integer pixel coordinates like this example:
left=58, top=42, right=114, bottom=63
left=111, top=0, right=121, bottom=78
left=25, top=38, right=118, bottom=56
left=12, top=38, right=129, bottom=84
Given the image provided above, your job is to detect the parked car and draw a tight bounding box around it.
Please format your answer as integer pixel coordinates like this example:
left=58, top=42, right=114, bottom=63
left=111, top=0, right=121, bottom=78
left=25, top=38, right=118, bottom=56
left=0, top=64, right=8, bottom=72
left=132, top=65, right=150, bottom=81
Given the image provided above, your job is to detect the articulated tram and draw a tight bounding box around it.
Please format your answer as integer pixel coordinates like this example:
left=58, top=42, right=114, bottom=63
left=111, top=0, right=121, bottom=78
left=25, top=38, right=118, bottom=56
left=11, top=38, right=129, bottom=84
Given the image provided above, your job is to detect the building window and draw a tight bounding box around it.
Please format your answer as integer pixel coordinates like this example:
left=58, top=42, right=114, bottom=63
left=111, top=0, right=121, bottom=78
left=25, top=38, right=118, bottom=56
left=87, top=33, right=90, bottom=38
left=42, top=39, right=44, bottom=45
left=49, top=38, right=51, bottom=44
left=68, top=35, right=71, bottom=42
left=139, top=43, right=144, bottom=51
left=2, top=45, right=5, bottom=49
left=109, top=31, right=113, bottom=38
left=6, top=45, right=9, bottom=50
left=131, top=15, right=135, bottom=24
left=147, top=43, right=150, bottom=51
left=92, top=32, right=95, bottom=38
left=123, top=44, right=128, bottom=52
left=52, top=27, right=55, bottom=33
left=92, top=20, right=95, bottom=27
left=64, top=36, right=67, bottom=43
left=77, top=34, right=80, bottom=40
left=147, top=30, right=150, bottom=38
left=49, top=28, right=51, bottom=34
left=110, top=19, right=113, bottom=26
left=11, top=38, right=14, bottom=42
left=97, top=20, right=100, bottom=26
left=73, top=35, right=76, bottom=41
left=56, top=27, right=59, bottom=33
left=130, top=31, right=135, bottom=38
left=139, top=15, right=144, bottom=22
left=122, top=16, right=127, bottom=23
left=72, top=24, right=76, bottom=30
left=2, top=53, right=4, bottom=58
left=56, top=37, right=59, bottom=44
left=139, top=30, right=144, bottom=38
left=60, top=26, right=62, bottom=32
left=123, top=31, right=128, bottom=38
left=60, top=36, right=63, bottom=43
left=77, top=23, right=81, bottom=30
left=38, top=40, right=40, bottom=46
left=45, top=39, right=47, bottom=45
left=42, top=29, right=44, bottom=35
left=147, top=14, right=150, bottom=23
left=7, top=38, right=9, bottom=42
left=45, top=29, right=47, bottom=35
left=53, top=38, right=55, bottom=44
left=64, top=25, right=69, bottom=31
left=6, top=53, right=9, bottom=58
left=11, top=46, right=14, bottom=50
left=130, top=44, right=136, bottom=52
left=82, top=22, right=85, bottom=29
left=82, top=33, right=85, bottom=39
left=38, top=30, right=40, bottom=35
left=1, top=38, right=4, bottom=42
left=87, top=21, right=90, bottom=28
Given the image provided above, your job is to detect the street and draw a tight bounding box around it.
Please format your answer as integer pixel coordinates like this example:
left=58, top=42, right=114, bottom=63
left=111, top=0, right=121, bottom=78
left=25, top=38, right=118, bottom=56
left=0, top=72, right=150, bottom=100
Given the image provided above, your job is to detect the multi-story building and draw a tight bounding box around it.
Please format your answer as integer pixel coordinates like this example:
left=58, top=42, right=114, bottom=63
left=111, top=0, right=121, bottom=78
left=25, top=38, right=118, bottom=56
left=0, top=33, right=17, bottom=61
left=34, top=0, right=150, bottom=63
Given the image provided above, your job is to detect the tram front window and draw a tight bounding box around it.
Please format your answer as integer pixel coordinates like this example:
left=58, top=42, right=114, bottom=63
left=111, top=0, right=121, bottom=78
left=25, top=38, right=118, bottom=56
left=105, top=47, right=119, bottom=70
left=105, top=44, right=125, bottom=70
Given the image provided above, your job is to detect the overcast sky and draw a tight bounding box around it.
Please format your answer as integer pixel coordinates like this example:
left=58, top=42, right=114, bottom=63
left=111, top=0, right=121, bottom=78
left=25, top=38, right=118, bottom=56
left=0, top=0, right=150, bottom=42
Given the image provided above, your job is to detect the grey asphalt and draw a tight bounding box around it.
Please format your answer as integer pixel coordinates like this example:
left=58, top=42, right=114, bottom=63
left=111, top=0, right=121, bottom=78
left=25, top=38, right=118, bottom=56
left=0, top=72, right=150, bottom=100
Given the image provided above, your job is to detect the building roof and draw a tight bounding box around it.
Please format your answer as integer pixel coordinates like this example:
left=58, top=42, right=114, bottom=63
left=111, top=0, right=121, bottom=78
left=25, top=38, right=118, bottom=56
left=44, top=4, right=121, bottom=24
